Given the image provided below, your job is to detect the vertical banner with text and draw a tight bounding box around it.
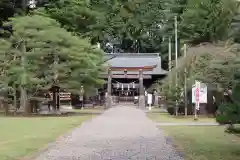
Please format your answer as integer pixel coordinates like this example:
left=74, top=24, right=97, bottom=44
left=195, top=81, right=200, bottom=110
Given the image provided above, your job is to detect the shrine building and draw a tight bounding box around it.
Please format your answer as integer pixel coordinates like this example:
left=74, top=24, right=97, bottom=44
left=100, top=53, right=167, bottom=105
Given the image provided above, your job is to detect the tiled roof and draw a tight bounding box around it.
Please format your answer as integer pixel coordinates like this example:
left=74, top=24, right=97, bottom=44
left=103, top=53, right=167, bottom=75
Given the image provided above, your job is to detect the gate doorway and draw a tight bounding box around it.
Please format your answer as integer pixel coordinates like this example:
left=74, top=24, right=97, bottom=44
left=112, top=82, right=139, bottom=104
left=117, top=89, right=138, bottom=103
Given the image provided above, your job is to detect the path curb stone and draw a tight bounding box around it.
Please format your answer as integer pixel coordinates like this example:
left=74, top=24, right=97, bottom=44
left=156, top=122, right=219, bottom=126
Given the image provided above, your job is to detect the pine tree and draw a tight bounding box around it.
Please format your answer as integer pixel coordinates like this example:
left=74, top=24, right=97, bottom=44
left=0, top=15, right=104, bottom=114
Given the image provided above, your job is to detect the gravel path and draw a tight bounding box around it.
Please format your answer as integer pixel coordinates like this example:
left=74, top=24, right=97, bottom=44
left=35, top=105, right=183, bottom=160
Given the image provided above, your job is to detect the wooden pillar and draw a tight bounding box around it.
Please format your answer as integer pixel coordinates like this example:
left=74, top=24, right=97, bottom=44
left=139, top=69, right=145, bottom=108
left=56, top=88, right=60, bottom=110
left=106, top=69, right=112, bottom=108
left=154, top=90, right=158, bottom=107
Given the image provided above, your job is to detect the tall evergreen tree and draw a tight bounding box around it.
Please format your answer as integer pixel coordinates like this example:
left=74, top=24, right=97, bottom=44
left=0, top=15, right=104, bottom=114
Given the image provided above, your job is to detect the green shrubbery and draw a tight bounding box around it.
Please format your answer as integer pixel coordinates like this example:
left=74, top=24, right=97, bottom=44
left=216, top=103, right=240, bottom=124
left=216, top=83, right=240, bottom=132
left=167, top=105, right=175, bottom=115
left=162, top=85, right=183, bottom=115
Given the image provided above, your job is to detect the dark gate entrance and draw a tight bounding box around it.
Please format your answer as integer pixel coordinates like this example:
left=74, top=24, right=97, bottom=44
left=112, top=82, right=139, bottom=104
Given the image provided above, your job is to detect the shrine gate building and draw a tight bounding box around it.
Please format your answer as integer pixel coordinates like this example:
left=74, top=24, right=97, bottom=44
left=100, top=53, right=167, bottom=107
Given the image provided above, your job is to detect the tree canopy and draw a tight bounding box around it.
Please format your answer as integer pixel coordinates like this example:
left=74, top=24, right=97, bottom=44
left=11, top=14, right=104, bottom=93
left=1, top=0, right=239, bottom=55
left=0, top=0, right=240, bottom=116
left=0, top=14, right=104, bottom=113
left=38, top=0, right=179, bottom=55
left=161, top=43, right=240, bottom=90
left=180, top=0, right=238, bottom=44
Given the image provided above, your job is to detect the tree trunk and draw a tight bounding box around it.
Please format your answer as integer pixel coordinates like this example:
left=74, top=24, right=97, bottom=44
left=175, top=101, right=178, bottom=116
left=19, top=40, right=29, bottom=116
left=175, top=105, right=178, bottom=116
left=20, top=86, right=29, bottom=115
left=13, top=87, right=17, bottom=109
left=52, top=91, right=57, bottom=113
left=0, top=98, right=2, bottom=110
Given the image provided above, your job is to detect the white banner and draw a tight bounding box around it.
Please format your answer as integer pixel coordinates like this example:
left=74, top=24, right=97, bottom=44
left=79, top=96, right=83, bottom=101
left=147, top=94, right=152, bottom=105
left=192, top=81, right=207, bottom=103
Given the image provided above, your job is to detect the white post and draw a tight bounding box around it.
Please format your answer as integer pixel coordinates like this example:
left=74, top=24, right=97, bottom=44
left=194, top=104, right=198, bottom=120
left=169, top=37, right=172, bottom=90
left=149, top=104, right=152, bottom=111
left=147, top=93, right=152, bottom=111
left=168, top=37, right=172, bottom=72
left=80, top=86, right=84, bottom=110
left=175, top=16, right=178, bottom=80
left=174, top=15, right=178, bottom=116
left=97, top=42, right=101, bottom=49
left=184, top=44, right=187, bottom=116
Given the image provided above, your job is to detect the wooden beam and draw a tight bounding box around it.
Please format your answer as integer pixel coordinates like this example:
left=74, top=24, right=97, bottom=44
left=112, top=74, right=151, bottom=79
left=110, top=65, right=157, bottom=71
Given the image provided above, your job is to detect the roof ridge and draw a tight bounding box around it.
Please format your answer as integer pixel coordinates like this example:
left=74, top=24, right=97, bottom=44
left=105, top=53, right=160, bottom=57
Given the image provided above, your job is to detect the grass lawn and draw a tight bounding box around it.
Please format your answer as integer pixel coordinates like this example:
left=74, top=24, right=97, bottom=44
left=148, top=112, right=216, bottom=123
left=0, top=114, right=94, bottom=160
left=161, top=126, right=240, bottom=160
